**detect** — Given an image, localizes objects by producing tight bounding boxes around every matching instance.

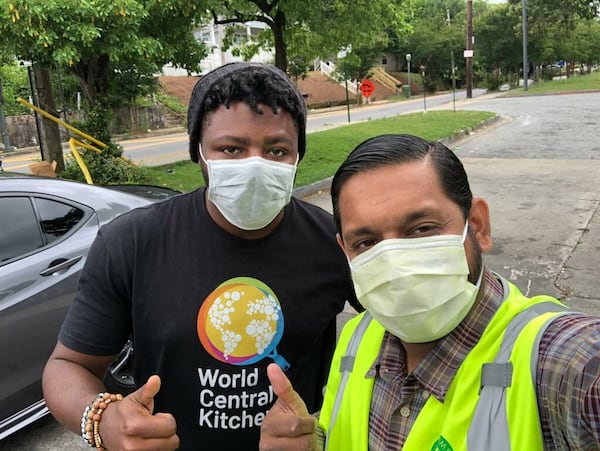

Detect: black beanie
[187,62,307,163]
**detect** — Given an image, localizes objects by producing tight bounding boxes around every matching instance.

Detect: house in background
[161,21,274,76]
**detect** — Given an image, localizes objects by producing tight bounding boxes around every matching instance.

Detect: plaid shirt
[317,268,600,450]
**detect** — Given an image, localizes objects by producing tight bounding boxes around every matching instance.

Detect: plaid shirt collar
[368,268,506,403]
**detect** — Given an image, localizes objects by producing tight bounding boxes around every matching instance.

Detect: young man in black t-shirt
[42,62,357,451]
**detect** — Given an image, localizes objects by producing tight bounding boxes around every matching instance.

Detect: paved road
[2,91,599,449]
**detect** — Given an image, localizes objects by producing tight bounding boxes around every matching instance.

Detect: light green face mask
[350,221,482,343]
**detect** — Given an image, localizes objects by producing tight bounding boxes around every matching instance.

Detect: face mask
[349,221,483,343]
[201,149,298,230]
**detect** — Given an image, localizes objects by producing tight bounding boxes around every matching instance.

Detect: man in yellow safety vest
[259,134,600,451]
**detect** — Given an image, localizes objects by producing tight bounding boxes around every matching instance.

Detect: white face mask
[201,148,298,230]
[349,221,482,343]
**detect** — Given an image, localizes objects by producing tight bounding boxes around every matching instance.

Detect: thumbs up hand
[260,364,320,451]
[100,375,180,450]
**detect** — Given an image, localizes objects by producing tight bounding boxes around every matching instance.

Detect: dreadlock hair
[187,62,307,163]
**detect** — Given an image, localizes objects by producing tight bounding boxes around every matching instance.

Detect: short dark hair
[187,62,307,163]
[331,134,473,236]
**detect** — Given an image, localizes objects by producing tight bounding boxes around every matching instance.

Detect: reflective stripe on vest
[320,311,383,450]
[324,312,374,451]
[320,281,570,451]
[467,302,570,450]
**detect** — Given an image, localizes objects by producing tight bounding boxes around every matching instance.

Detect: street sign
[359,79,375,98]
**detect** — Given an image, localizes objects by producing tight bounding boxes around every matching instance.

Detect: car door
[0,193,98,431]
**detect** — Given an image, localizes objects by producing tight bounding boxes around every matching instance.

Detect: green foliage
[474,4,521,77]
[0,0,208,156]
[63,103,146,184]
[564,19,600,68]
[60,145,149,185]
[484,73,505,91]
[0,61,30,116]
[61,143,150,185]
[80,104,114,145]
[105,63,160,109]
[508,0,600,23]
[506,0,600,67]
[207,0,412,71]
[337,43,387,83]
[156,91,186,115]
[221,25,273,63]
[389,0,466,91]
[0,0,208,103]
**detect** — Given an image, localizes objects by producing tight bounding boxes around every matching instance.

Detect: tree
[508,0,600,22]
[0,0,208,172]
[390,0,467,91]
[0,60,30,117]
[563,19,600,72]
[1,0,207,106]
[206,0,412,72]
[508,0,600,75]
[474,3,522,83]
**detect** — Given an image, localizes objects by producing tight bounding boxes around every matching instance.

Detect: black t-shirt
[59,188,356,450]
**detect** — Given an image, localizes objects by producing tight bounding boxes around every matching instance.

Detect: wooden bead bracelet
[81,392,123,450]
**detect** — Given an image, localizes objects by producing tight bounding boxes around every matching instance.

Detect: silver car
[0,172,178,439]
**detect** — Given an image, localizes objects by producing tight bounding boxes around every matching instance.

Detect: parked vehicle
[0,173,179,440]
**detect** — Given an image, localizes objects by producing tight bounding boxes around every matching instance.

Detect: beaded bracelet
[81,392,123,450]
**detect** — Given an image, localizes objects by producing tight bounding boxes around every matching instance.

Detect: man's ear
[469,197,493,253]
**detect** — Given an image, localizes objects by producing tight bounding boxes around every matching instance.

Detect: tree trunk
[33,64,65,172]
[272,9,287,71]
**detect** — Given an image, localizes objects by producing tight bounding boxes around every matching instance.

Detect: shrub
[485,73,504,91]
[61,142,150,185]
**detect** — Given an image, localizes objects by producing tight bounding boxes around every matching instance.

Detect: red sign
[359,79,375,97]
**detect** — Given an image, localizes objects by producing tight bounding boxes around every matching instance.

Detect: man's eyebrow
[263,135,295,146]
[213,135,249,145]
[342,208,441,239]
[343,225,375,240]
[404,209,437,224]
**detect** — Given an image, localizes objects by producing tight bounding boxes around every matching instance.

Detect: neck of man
[402,341,438,374]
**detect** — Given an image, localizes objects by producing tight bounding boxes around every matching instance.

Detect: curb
[439,114,505,147]
[293,177,333,199]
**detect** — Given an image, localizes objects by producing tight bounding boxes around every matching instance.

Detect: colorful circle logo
[197,277,289,369]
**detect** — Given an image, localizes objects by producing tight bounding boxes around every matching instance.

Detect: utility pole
[447,9,457,112]
[466,0,473,99]
[522,0,529,91]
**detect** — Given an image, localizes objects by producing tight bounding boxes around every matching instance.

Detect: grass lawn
[145,109,495,193]
[501,70,600,96]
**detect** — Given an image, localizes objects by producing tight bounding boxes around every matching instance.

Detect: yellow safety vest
[319,280,569,450]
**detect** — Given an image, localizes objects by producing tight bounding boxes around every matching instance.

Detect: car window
[35,198,85,244]
[0,197,43,262]
[0,196,86,263]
